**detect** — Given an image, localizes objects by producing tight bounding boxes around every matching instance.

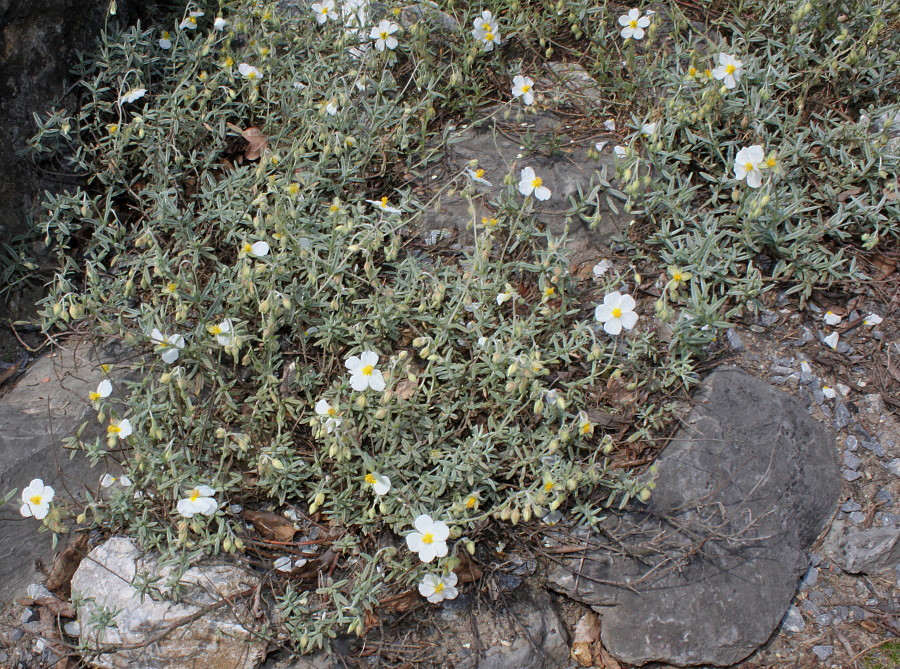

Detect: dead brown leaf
[870,253,897,280]
[394,378,418,401]
[243,509,297,542]
[241,126,269,160]
[454,550,482,583]
[571,611,601,667]
[594,644,623,669]
[46,531,89,597]
[837,186,863,203]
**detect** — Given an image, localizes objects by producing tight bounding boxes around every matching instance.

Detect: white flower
[618,8,651,40]
[405,514,450,563]
[418,572,459,603]
[119,88,147,104]
[89,379,112,401]
[345,351,386,392]
[594,141,608,152]
[864,313,883,325]
[150,328,186,364]
[824,311,842,326]
[471,10,497,38]
[712,54,743,90]
[159,31,172,49]
[479,29,501,51]
[595,291,639,335]
[518,167,551,200]
[325,101,339,115]
[366,196,402,213]
[315,399,343,433]
[733,145,766,188]
[592,259,613,278]
[641,122,658,136]
[208,319,235,346]
[613,145,627,157]
[177,485,218,518]
[238,63,262,80]
[274,556,293,572]
[214,17,228,31]
[465,168,492,186]
[823,332,839,350]
[496,291,513,305]
[179,11,204,30]
[822,386,837,399]
[100,473,132,488]
[312,0,338,24]
[511,75,535,105]
[107,418,132,440]
[370,20,399,51]
[365,472,391,496]
[240,240,270,258]
[20,479,54,520]
[604,119,616,131]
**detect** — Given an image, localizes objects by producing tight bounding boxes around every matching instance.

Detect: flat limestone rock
[823,519,900,575]
[419,110,628,267]
[548,367,840,667]
[71,537,267,669]
[0,340,131,602]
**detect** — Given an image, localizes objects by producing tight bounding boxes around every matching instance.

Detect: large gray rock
[71,537,267,669]
[0,339,129,601]
[823,519,900,575]
[419,109,628,266]
[549,367,840,667]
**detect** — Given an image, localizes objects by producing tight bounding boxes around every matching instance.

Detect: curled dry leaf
[394,378,418,401]
[571,611,601,667]
[243,509,297,542]
[241,127,269,160]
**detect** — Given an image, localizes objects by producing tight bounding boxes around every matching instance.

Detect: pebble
[846,435,859,452]
[851,606,870,621]
[861,439,886,458]
[843,470,862,482]
[884,459,900,478]
[875,488,894,506]
[760,311,779,327]
[781,605,805,634]
[833,401,852,430]
[812,645,834,660]
[849,511,866,524]
[800,566,819,589]
[801,600,821,615]
[815,612,833,627]
[10,629,23,642]
[20,608,38,625]
[773,365,795,375]
[842,499,862,513]
[836,341,852,354]
[808,589,825,604]
[726,328,743,349]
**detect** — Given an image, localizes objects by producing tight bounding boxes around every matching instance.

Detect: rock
[419,110,630,267]
[843,469,862,482]
[71,537,266,669]
[548,368,839,667]
[781,606,805,634]
[884,459,900,477]
[439,585,568,669]
[843,452,861,470]
[541,62,607,106]
[823,519,900,575]
[725,328,743,350]
[812,644,834,660]
[0,0,147,244]
[0,339,131,602]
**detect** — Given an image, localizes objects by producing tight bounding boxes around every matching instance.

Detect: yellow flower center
[288,183,300,194]
[361,365,374,376]
[544,287,555,297]
[673,272,683,281]
[465,496,477,508]
[209,325,222,335]
[248,71,258,80]
[581,422,592,434]
[108,424,121,435]
[521,84,531,93]
[482,22,491,31]
[29,494,43,505]
[725,64,736,75]
[224,57,234,68]
[629,19,638,29]
[329,204,340,212]
[531,177,542,188]
[422,532,434,545]
[434,582,445,594]
[543,480,554,492]
[189,489,201,502]
[162,31,170,39]
[327,407,337,416]
[475,169,485,178]
[688,67,697,77]
[380,196,389,207]
[365,473,376,485]
[380,31,389,39]
[704,69,712,77]
[89,392,101,401]
[766,157,777,167]
[482,216,498,226]
[485,31,494,40]
[242,242,253,254]
[320,7,328,13]
[165,282,176,293]
[744,162,754,172]
[107,123,119,134]
[612,307,623,318]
